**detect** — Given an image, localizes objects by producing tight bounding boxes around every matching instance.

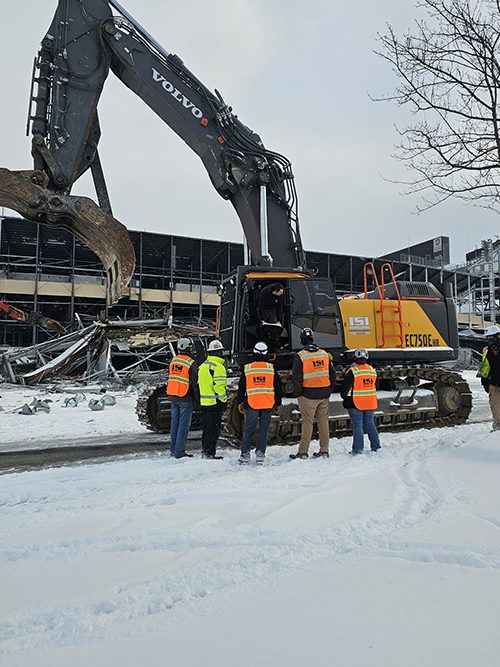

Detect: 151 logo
[349,316,370,332]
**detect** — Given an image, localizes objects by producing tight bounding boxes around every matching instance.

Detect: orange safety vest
[244,361,275,409]
[298,349,331,388]
[351,363,378,410]
[166,354,195,397]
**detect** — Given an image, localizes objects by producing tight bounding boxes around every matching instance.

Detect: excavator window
[289,279,339,348]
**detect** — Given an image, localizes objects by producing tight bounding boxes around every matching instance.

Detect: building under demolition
[0,216,481,347]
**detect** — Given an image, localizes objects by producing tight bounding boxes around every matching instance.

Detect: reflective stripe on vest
[198,356,228,406]
[166,355,194,397]
[298,349,330,388]
[351,364,378,410]
[244,361,275,409]
[479,348,490,379]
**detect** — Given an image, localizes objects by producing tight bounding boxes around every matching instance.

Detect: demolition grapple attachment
[0,168,135,304]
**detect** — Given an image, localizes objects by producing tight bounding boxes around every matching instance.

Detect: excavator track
[136,366,472,443]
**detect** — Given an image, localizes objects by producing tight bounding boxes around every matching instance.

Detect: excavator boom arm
[0,0,305,304]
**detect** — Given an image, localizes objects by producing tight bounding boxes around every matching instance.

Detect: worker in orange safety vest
[289,327,336,460]
[340,348,381,455]
[236,341,282,465]
[166,337,199,459]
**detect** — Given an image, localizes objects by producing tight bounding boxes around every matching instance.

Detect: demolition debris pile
[0,319,214,386]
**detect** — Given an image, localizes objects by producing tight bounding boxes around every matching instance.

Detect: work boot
[349,450,362,456]
[202,453,224,460]
[313,451,329,458]
[175,452,193,459]
[289,452,308,460]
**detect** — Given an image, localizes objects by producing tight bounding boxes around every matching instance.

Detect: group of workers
[166,326,381,463]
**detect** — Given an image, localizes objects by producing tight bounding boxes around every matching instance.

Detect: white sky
[1,0,498,263]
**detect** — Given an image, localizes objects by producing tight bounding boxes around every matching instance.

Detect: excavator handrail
[363,262,384,300]
[380,262,402,303]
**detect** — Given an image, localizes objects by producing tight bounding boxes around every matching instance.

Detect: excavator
[0,0,471,440]
[0,299,66,334]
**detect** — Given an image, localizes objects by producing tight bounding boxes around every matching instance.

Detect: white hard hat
[253,341,268,355]
[208,339,224,351]
[353,348,369,360]
[484,325,500,337]
[177,337,193,351]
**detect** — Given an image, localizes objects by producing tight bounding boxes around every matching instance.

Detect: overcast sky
[1,0,498,264]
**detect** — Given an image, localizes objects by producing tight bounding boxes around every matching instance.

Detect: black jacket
[237,355,283,407]
[257,284,284,323]
[292,345,336,400]
[168,354,200,404]
[340,367,356,409]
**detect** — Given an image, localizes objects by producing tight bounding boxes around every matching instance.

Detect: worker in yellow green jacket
[198,339,228,458]
[478,324,500,431]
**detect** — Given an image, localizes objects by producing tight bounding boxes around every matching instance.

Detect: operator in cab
[257,282,285,326]
[166,337,199,459]
[198,339,227,459]
[257,282,285,351]
[289,328,336,460]
[340,349,381,455]
[478,324,500,431]
[237,341,282,465]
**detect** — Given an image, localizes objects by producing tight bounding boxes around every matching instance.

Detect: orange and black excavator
[0,299,66,335]
[0,300,26,322]
[0,0,471,439]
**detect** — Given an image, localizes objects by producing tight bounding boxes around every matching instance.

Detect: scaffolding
[0,216,480,347]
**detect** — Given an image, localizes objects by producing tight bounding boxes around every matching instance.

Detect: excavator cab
[219,267,345,369]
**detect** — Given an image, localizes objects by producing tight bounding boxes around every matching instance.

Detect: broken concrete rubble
[0,319,214,386]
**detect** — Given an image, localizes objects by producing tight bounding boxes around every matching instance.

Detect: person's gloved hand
[481,377,490,393]
[237,403,246,415]
[273,404,281,415]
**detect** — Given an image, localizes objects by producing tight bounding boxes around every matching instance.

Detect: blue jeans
[240,407,273,457]
[170,401,194,457]
[348,408,380,453]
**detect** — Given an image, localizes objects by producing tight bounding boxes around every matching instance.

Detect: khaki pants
[297,396,330,454]
[489,385,500,430]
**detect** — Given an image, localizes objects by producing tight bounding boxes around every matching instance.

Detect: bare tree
[376,0,500,213]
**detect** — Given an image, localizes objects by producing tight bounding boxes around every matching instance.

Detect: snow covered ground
[1,372,500,666]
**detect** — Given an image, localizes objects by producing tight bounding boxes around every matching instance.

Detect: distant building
[464,239,499,324]
[382,236,450,268]
[0,217,477,347]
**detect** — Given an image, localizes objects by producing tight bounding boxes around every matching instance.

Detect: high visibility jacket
[479,347,490,379]
[198,355,227,406]
[244,361,275,409]
[166,354,195,397]
[298,349,331,388]
[351,363,378,410]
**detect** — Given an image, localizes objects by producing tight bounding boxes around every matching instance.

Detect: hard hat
[208,339,224,352]
[484,325,500,337]
[253,341,268,355]
[300,327,314,345]
[177,337,193,351]
[353,348,369,360]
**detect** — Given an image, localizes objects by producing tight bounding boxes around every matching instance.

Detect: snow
[1,371,500,666]
[0,385,144,451]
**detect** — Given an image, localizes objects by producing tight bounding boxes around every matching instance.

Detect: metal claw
[0,167,136,304]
